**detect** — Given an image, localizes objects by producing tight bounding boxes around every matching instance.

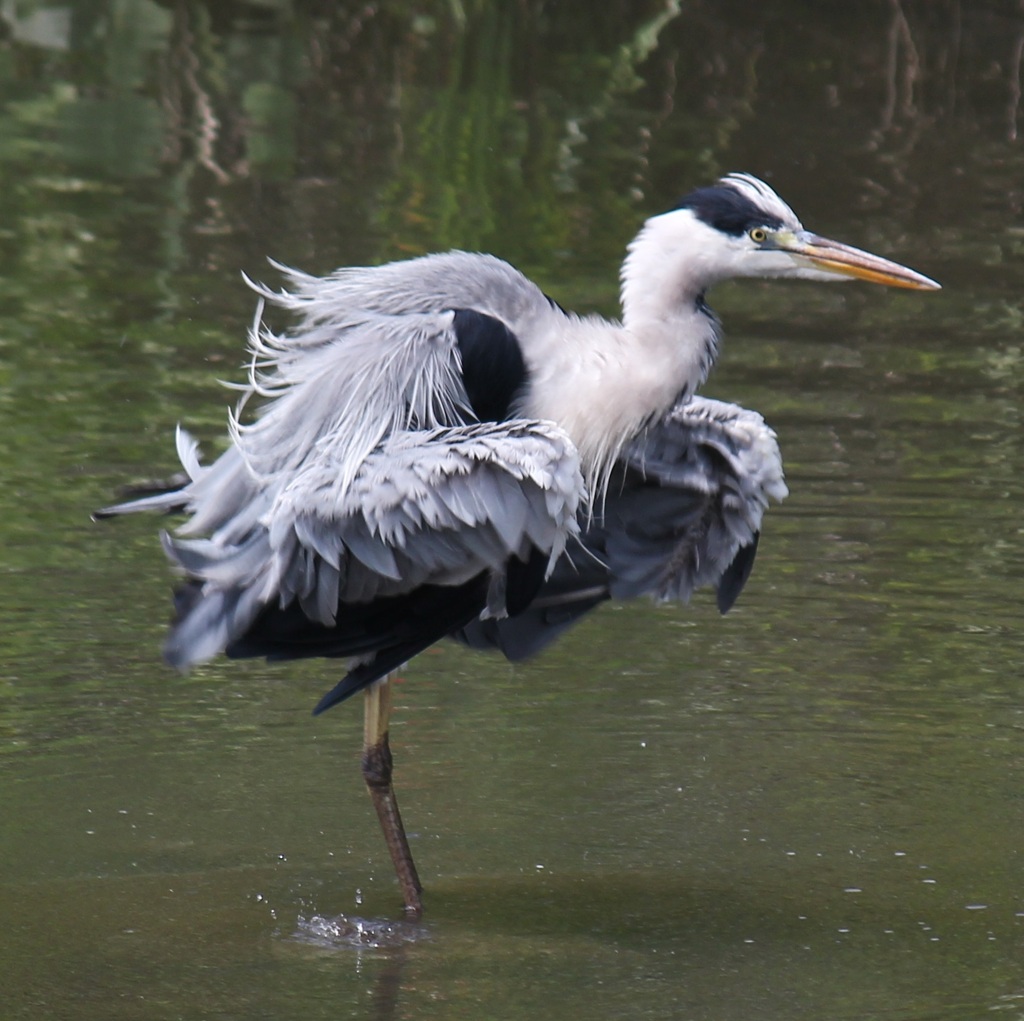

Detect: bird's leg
[362,676,423,919]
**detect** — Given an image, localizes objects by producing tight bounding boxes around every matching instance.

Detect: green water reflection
[1,2,1022,1019]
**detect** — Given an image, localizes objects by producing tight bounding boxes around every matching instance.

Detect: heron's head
[623,173,939,305]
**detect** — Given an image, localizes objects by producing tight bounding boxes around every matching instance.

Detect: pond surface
[1,2,1022,1019]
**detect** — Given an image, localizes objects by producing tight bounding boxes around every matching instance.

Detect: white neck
[521,213,724,501]
[619,211,724,396]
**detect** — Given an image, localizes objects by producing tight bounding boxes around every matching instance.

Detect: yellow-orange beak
[785,231,941,291]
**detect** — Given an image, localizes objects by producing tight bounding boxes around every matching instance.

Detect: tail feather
[163,581,266,671]
[93,482,189,519]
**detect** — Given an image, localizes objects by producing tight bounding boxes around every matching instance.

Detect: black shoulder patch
[452,308,528,422]
[671,184,784,237]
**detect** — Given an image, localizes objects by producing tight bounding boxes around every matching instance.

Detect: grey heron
[97,173,939,918]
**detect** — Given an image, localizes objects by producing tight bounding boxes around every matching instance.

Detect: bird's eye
[749,228,768,243]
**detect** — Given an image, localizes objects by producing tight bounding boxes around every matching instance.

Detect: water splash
[293,913,427,950]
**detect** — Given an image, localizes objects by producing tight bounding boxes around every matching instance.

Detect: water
[2,2,1023,1018]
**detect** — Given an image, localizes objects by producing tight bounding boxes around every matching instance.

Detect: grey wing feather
[267,421,582,597]
[457,395,787,659]
[97,256,580,675]
[608,394,788,603]
[98,253,582,671]
[152,420,581,667]
[251,252,554,340]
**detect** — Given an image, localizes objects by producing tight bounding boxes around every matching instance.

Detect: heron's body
[97,173,938,917]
